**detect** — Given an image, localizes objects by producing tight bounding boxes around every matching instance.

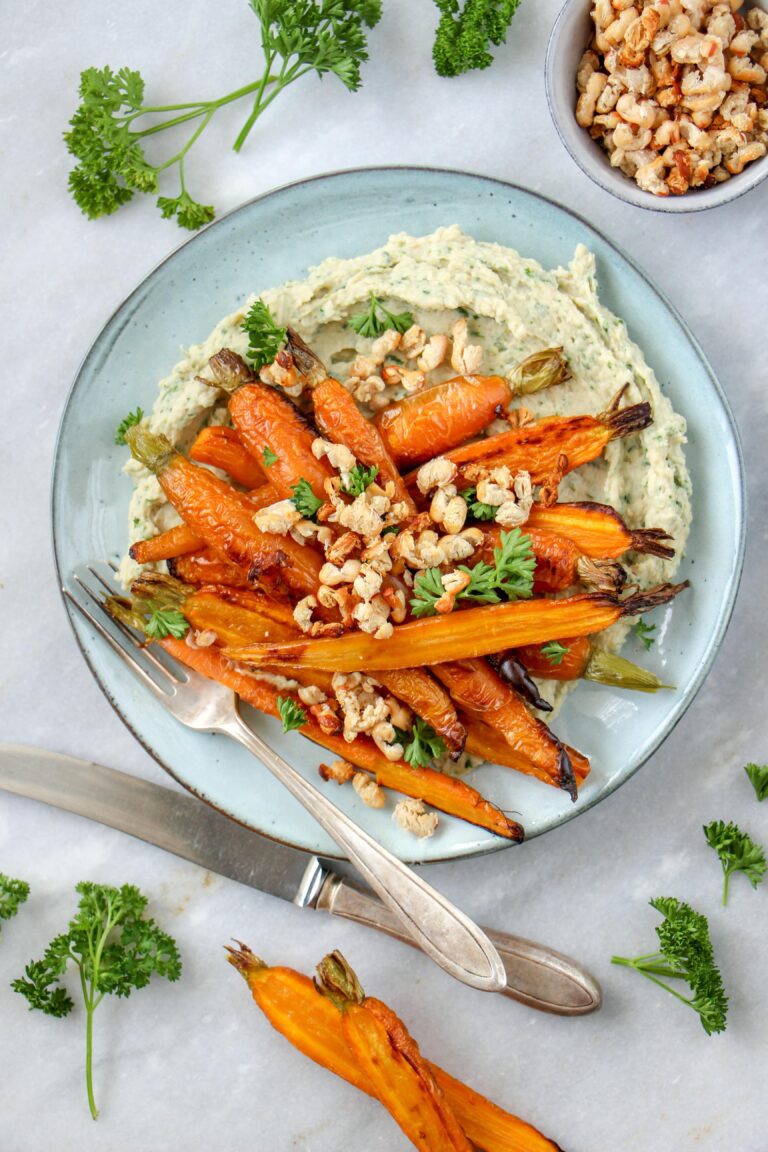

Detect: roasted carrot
[515,636,671,693]
[227,945,561,1152]
[167,549,251,588]
[375,668,466,755]
[408,391,652,487]
[155,637,521,839]
[125,426,323,599]
[433,660,579,798]
[316,951,474,1152]
[129,484,278,565]
[312,374,416,512]
[189,425,266,489]
[526,500,675,560]
[478,525,626,595]
[464,716,590,786]
[206,349,334,500]
[222,584,689,674]
[376,374,513,467]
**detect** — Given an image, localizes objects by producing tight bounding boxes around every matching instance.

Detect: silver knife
[0,743,600,1015]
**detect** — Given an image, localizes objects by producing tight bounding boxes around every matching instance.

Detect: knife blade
[0,743,600,1015]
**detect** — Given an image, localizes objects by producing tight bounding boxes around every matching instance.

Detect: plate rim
[50,164,747,863]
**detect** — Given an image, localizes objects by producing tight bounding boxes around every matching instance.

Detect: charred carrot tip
[629,527,676,559]
[602,400,653,439]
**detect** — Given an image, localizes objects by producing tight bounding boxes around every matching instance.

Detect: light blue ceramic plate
[52,167,745,864]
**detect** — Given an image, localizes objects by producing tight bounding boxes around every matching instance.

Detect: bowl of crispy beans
[545,0,768,211]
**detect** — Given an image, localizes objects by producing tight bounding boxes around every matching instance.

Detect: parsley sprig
[242,299,287,371]
[65,2,382,229]
[12,882,181,1119]
[349,293,414,338]
[410,529,535,618]
[460,486,497,521]
[291,478,324,521]
[0,873,30,934]
[745,762,768,802]
[342,464,378,497]
[144,606,190,640]
[634,619,656,650]
[277,696,307,732]
[541,641,569,666]
[114,408,144,446]
[703,820,767,905]
[394,718,447,769]
[433,0,522,78]
[611,897,728,1035]
[262,445,279,468]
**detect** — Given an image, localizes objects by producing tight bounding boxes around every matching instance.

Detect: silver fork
[64,561,507,993]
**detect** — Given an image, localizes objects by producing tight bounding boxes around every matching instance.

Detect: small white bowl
[545,0,768,212]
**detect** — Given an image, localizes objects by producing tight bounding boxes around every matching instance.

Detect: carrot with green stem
[222,583,689,674]
[375,348,571,467]
[526,501,675,561]
[406,387,652,487]
[513,635,672,693]
[227,946,562,1152]
[125,426,323,600]
[129,482,278,565]
[205,348,334,500]
[477,525,627,595]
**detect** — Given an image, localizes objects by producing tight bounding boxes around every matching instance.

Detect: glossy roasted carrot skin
[433,659,574,789]
[515,635,592,681]
[526,501,675,560]
[154,454,323,598]
[312,375,415,512]
[375,374,512,467]
[229,380,334,500]
[168,549,251,588]
[411,400,651,486]
[226,948,562,1152]
[375,668,466,754]
[463,715,589,785]
[130,484,278,565]
[182,588,299,646]
[160,638,521,839]
[189,425,266,489]
[222,592,628,673]
[477,525,624,595]
[340,996,474,1152]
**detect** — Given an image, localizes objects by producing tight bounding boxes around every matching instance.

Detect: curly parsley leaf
[394,718,447,769]
[541,641,569,666]
[341,464,378,497]
[0,874,30,934]
[65,4,381,229]
[432,0,522,78]
[144,606,189,640]
[114,408,144,446]
[349,293,414,338]
[262,444,279,468]
[611,897,728,1036]
[291,478,324,521]
[745,762,768,802]
[460,486,497,521]
[242,299,287,372]
[634,619,656,650]
[410,529,535,617]
[703,820,767,905]
[277,696,306,733]
[12,882,181,1118]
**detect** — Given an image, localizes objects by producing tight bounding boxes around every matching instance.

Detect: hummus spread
[119,225,691,703]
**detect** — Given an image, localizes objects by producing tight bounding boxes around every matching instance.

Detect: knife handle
[316,875,601,1015]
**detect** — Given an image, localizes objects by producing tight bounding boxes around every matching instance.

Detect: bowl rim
[544,0,768,214]
[50,164,747,863]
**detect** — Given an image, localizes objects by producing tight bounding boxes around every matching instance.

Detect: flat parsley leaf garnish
[12,882,181,1118]
[634,619,656,650]
[349,293,414,338]
[703,820,767,905]
[277,696,306,733]
[541,641,569,666]
[291,478,323,521]
[242,299,287,371]
[341,464,378,497]
[114,408,144,446]
[394,718,447,769]
[144,607,189,640]
[410,528,535,618]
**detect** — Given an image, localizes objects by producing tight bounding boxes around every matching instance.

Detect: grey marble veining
[1,1,766,1148]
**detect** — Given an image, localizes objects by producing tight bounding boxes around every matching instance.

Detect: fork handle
[226,711,506,993]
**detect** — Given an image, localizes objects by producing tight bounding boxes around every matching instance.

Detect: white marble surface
[1,1,767,1148]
